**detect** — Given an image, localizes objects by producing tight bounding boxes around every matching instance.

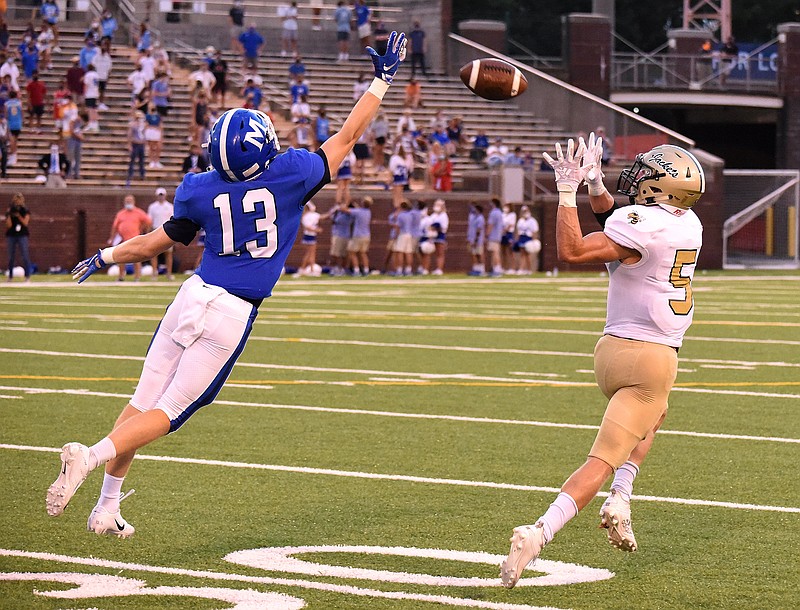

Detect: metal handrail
[507,37,556,69]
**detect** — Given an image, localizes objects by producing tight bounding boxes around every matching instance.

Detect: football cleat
[46,442,91,517]
[500,522,546,589]
[87,491,136,539]
[599,489,638,552]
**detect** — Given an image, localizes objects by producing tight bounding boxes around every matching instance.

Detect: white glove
[582,132,606,195]
[542,138,594,206]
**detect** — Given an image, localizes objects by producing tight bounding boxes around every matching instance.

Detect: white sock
[88,437,117,471]
[610,461,639,502]
[97,473,125,512]
[537,492,579,544]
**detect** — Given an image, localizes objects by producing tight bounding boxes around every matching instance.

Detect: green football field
[1,272,799,610]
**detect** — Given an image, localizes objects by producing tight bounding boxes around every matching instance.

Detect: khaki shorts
[486,241,501,253]
[392,233,414,254]
[589,334,678,469]
[347,236,370,253]
[330,235,349,257]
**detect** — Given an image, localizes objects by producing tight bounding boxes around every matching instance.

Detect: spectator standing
[447,116,465,153]
[51,78,69,134]
[229,0,245,53]
[25,71,46,132]
[335,149,355,204]
[21,40,40,81]
[352,72,369,100]
[138,49,156,84]
[501,203,516,273]
[152,42,170,75]
[85,19,102,44]
[289,74,309,103]
[353,128,370,184]
[347,196,372,275]
[595,126,613,164]
[94,40,112,110]
[354,0,371,49]
[65,109,86,179]
[371,111,388,171]
[190,89,209,144]
[409,21,427,78]
[66,57,85,102]
[82,63,100,131]
[432,152,452,192]
[288,117,313,150]
[0,20,9,54]
[209,51,228,106]
[429,198,449,275]
[281,1,299,58]
[373,21,389,55]
[147,187,174,279]
[79,38,98,70]
[382,203,399,273]
[486,198,504,276]
[136,22,152,53]
[181,142,209,174]
[404,77,422,108]
[126,111,146,186]
[466,203,485,275]
[39,0,60,51]
[288,56,306,80]
[333,1,351,61]
[416,202,434,274]
[313,106,330,145]
[239,23,264,71]
[150,72,170,116]
[5,193,31,281]
[100,8,118,41]
[37,140,69,187]
[296,201,321,276]
[242,77,263,111]
[309,0,323,30]
[290,94,310,123]
[108,195,151,281]
[396,107,416,135]
[0,107,8,178]
[0,56,20,92]
[513,205,540,274]
[327,201,352,275]
[5,90,21,166]
[0,74,9,114]
[389,145,410,207]
[144,101,163,168]
[392,200,415,275]
[189,62,216,98]
[126,63,147,104]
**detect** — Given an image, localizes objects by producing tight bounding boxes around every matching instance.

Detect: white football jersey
[603,204,703,348]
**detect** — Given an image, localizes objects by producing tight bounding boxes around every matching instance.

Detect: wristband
[588,182,607,197]
[558,191,577,208]
[100,246,116,264]
[367,78,390,100]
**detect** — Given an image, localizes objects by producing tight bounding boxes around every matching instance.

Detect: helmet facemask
[616,145,705,210]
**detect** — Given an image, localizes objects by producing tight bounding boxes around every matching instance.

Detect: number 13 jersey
[602,204,703,349]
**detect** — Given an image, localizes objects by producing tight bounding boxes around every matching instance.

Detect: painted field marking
[0,549,567,610]
[3,443,799,513]
[2,384,800,444]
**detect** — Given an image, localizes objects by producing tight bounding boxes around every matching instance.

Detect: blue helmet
[207,108,280,182]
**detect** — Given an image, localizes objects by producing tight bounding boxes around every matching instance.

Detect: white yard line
[2,442,798,513]
[1,385,798,445]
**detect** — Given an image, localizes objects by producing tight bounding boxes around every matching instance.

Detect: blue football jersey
[173,148,329,300]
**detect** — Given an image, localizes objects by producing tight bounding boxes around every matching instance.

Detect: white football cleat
[87,491,136,538]
[46,442,91,516]
[599,489,638,552]
[500,522,546,589]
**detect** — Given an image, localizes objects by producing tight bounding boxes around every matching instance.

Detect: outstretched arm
[72,228,177,283]
[321,31,406,171]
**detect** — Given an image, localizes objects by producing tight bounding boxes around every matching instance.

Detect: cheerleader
[296,202,321,276]
[389,145,411,208]
[336,149,356,204]
[512,206,541,274]
[501,203,517,273]
[429,198,449,275]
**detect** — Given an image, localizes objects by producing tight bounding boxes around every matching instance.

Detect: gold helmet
[617,144,705,210]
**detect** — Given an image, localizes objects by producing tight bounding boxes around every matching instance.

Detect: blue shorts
[501,231,514,246]
[512,235,531,252]
[302,234,317,245]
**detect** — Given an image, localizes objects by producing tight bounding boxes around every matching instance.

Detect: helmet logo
[243,118,267,151]
[649,152,678,178]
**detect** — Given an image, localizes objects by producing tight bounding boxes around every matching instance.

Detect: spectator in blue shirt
[21,42,40,80]
[238,23,264,70]
[79,38,98,70]
[288,57,306,80]
[392,200,415,275]
[466,204,486,275]
[333,1,351,61]
[289,75,309,103]
[347,197,372,275]
[314,106,330,144]
[409,21,427,78]
[486,198,504,276]
[355,0,371,48]
[326,201,352,276]
[137,22,152,52]
[470,129,490,163]
[242,78,262,110]
[101,8,118,41]
[40,0,61,51]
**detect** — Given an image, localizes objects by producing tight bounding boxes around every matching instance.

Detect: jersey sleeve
[172,174,200,223]
[603,207,653,254]
[298,148,330,206]
[163,217,200,246]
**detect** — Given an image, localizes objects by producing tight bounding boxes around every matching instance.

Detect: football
[459,58,528,101]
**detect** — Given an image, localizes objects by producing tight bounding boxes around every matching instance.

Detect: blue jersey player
[47,32,407,537]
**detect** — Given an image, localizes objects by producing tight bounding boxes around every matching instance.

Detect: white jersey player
[501,135,705,588]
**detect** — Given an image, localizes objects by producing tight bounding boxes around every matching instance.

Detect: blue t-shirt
[290,82,309,104]
[467,212,485,244]
[331,209,353,238]
[173,148,329,300]
[473,135,489,149]
[355,4,370,26]
[315,116,329,143]
[397,209,414,235]
[239,30,264,58]
[487,207,503,242]
[243,85,262,110]
[334,6,351,32]
[137,30,152,52]
[409,28,425,53]
[101,16,118,38]
[409,208,422,237]
[21,48,39,78]
[151,79,169,106]
[351,207,371,238]
[79,46,98,70]
[145,112,161,127]
[288,62,306,77]
[6,99,23,130]
[41,1,59,24]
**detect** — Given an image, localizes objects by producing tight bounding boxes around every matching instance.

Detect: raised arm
[321,31,406,171]
[73,228,178,283]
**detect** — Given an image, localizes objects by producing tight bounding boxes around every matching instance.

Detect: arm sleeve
[593,202,619,228]
[163,216,201,246]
